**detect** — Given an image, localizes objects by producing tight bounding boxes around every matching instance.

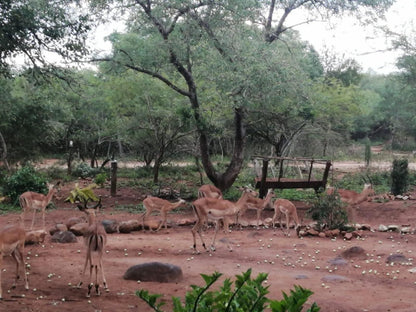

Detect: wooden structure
[253,156,332,198]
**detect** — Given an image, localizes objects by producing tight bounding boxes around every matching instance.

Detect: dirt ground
[1,178,416,312]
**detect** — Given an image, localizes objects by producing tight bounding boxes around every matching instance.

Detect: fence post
[110,160,117,196]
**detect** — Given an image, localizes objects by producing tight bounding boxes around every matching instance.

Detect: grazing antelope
[327,183,375,205]
[0,225,29,299]
[140,197,186,231]
[191,187,258,253]
[272,198,300,236]
[77,199,108,297]
[197,184,223,199]
[240,188,275,228]
[19,181,60,230]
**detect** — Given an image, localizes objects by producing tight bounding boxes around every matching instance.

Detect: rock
[263,217,273,227]
[66,217,86,229]
[70,223,89,236]
[102,219,119,234]
[358,224,372,231]
[352,230,364,238]
[306,229,319,236]
[176,218,195,226]
[401,226,412,234]
[51,231,78,243]
[328,257,348,266]
[118,220,141,233]
[49,223,68,235]
[340,246,367,260]
[378,224,388,232]
[344,232,353,240]
[321,275,350,283]
[387,225,401,232]
[295,275,309,280]
[25,230,47,245]
[386,253,408,264]
[408,267,416,274]
[124,262,183,283]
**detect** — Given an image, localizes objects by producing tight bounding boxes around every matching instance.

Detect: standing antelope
[77,201,108,297]
[0,224,29,299]
[140,197,186,231]
[240,188,275,228]
[19,181,60,230]
[191,187,258,252]
[272,198,300,236]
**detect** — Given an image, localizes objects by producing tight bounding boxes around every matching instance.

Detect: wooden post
[260,159,269,198]
[110,160,117,196]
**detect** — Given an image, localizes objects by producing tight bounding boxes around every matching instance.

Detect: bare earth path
[1,177,416,311]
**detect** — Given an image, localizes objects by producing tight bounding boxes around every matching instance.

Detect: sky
[292,0,416,74]
[86,1,416,75]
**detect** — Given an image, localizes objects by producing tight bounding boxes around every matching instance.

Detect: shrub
[391,158,409,195]
[3,165,48,205]
[137,269,320,312]
[308,190,348,231]
[94,172,108,187]
[71,162,99,179]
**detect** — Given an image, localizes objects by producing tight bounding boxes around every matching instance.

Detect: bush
[391,158,409,195]
[308,190,348,231]
[71,162,99,179]
[137,269,320,312]
[94,172,108,186]
[3,165,48,205]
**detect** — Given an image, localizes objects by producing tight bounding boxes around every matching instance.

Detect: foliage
[3,165,48,204]
[94,172,108,187]
[270,285,320,312]
[72,162,100,179]
[391,158,409,195]
[65,183,99,205]
[308,190,348,231]
[137,269,320,312]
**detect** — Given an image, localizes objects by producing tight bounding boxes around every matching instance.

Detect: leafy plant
[3,165,48,204]
[65,183,99,206]
[391,158,409,195]
[94,172,108,187]
[71,162,99,179]
[308,190,348,231]
[137,269,320,312]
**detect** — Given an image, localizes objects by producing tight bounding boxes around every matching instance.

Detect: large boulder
[123,262,183,283]
[70,223,89,236]
[118,220,141,233]
[51,231,78,243]
[102,219,119,234]
[25,230,47,245]
[49,223,68,236]
[66,216,86,229]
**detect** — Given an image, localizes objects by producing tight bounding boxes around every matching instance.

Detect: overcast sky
[293,0,416,74]
[90,1,416,75]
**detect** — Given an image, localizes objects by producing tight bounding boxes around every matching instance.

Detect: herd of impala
[0,181,375,299]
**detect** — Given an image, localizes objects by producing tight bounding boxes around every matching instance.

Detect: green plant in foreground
[65,183,99,206]
[137,269,320,312]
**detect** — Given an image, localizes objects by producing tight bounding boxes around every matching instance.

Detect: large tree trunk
[199,107,246,191]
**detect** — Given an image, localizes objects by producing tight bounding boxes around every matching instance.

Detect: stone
[344,232,353,240]
[318,232,326,238]
[387,225,401,232]
[51,231,78,243]
[386,253,408,264]
[102,219,119,234]
[328,257,348,266]
[70,223,89,236]
[118,220,141,233]
[378,224,388,232]
[25,230,47,245]
[321,275,350,283]
[401,226,412,234]
[263,217,273,227]
[358,224,372,231]
[49,223,68,235]
[124,262,183,283]
[66,216,86,229]
[340,246,367,260]
[306,229,319,236]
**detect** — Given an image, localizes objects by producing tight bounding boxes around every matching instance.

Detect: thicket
[391,158,409,195]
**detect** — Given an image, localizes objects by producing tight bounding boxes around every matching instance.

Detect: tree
[0,0,92,74]
[89,0,394,191]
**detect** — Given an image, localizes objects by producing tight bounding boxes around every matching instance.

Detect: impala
[0,224,29,299]
[140,196,186,231]
[197,184,223,199]
[272,198,300,236]
[19,181,60,230]
[327,183,375,205]
[191,187,258,253]
[77,199,108,297]
[240,188,275,228]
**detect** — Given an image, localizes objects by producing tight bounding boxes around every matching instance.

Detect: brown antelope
[197,184,223,199]
[272,198,300,236]
[327,183,375,205]
[140,197,186,231]
[191,187,258,253]
[0,224,29,299]
[77,199,108,297]
[240,188,275,228]
[19,181,60,230]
